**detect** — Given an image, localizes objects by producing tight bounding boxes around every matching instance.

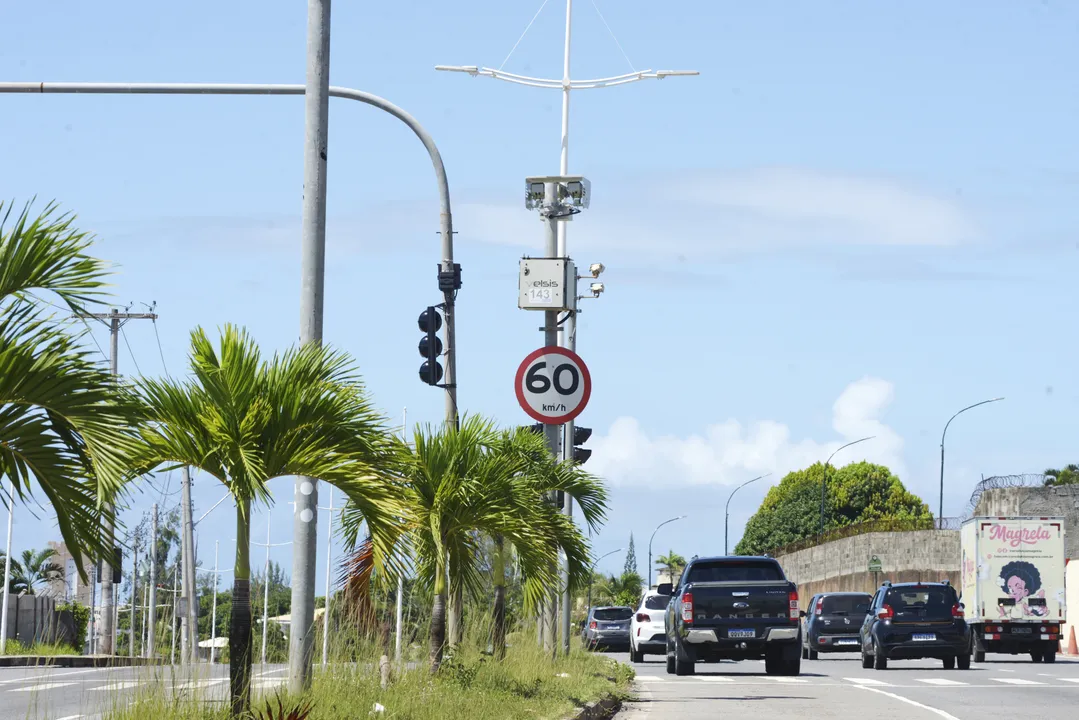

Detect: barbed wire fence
[963,473,1048,520]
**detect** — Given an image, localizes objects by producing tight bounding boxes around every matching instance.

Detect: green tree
[735,461,931,556]
[624,534,637,577]
[1044,465,1079,486]
[131,325,403,718]
[593,571,644,608]
[654,550,686,583]
[4,547,63,595]
[0,200,141,572]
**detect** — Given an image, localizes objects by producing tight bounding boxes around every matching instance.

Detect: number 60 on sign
[514,347,592,424]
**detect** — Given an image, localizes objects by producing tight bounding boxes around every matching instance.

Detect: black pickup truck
[661,556,802,676]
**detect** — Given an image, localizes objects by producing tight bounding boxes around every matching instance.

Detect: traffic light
[571,426,592,465]
[417,306,444,386]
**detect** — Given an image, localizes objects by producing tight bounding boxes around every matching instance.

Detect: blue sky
[2,1,1077,586]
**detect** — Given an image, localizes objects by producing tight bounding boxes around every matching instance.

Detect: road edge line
[854,684,961,720]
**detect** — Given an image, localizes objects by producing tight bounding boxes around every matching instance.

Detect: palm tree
[655,550,686,584]
[342,415,605,672]
[132,325,404,718]
[592,571,644,608]
[1044,465,1079,486]
[0,200,141,573]
[8,548,63,595]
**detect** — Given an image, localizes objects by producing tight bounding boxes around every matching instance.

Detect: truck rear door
[681,560,795,638]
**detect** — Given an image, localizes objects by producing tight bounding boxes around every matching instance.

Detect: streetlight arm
[942,398,1004,446]
[825,436,876,468]
[589,548,623,572]
[725,474,771,516]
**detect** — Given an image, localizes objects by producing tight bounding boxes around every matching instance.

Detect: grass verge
[104,634,633,720]
[0,639,77,656]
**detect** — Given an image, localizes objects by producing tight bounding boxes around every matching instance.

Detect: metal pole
[648,516,687,588]
[130,540,138,658]
[724,474,770,555]
[290,0,332,692]
[262,519,271,667]
[395,408,406,666]
[939,398,1004,526]
[210,541,219,664]
[147,503,158,659]
[321,488,332,668]
[541,182,560,657]
[170,564,178,665]
[180,465,197,665]
[0,479,13,653]
[819,436,875,536]
[89,564,96,654]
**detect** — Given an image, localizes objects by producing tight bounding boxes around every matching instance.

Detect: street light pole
[648,515,687,588]
[586,548,623,611]
[724,474,770,556]
[940,398,1004,525]
[819,436,875,536]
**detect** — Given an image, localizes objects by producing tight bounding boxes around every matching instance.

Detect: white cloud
[588,377,905,489]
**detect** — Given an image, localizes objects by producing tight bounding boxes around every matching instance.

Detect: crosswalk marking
[844,677,891,686]
[764,677,807,683]
[10,681,77,692]
[173,678,228,690]
[1061,678,1079,684]
[93,681,145,691]
[696,676,734,682]
[918,678,966,686]
[992,678,1044,686]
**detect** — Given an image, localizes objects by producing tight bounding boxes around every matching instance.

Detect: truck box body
[961,516,1066,659]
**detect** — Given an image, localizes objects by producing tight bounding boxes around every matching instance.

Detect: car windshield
[685,560,784,583]
[643,595,670,611]
[885,587,956,619]
[821,595,871,616]
[593,608,632,621]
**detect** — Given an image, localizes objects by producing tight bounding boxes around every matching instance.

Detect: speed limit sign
[515,346,592,424]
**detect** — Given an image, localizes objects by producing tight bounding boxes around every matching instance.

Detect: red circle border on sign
[514,346,592,425]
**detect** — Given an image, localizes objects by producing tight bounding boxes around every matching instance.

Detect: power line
[590,0,636,73]
[119,325,143,377]
[151,318,170,377]
[500,0,551,71]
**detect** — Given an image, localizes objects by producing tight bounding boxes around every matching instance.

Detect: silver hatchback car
[583,606,633,650]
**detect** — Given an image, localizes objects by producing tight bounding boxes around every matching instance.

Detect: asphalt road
[0,663,289,720]
[612,652,1079,720]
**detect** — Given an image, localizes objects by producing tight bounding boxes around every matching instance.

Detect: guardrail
[769,516,961,557]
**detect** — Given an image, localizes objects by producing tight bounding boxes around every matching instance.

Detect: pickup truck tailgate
[688,581,795,633]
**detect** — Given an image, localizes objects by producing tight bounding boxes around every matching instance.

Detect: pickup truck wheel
[1031,651,1044,663]
[673,639,695,676]
[957,653,971,670]
[1043,649,1057,664]
[801,647,810,660]
[666,654,675,674]
[808,648,819,661]
[872,641,888,670]
[942,656,956,670]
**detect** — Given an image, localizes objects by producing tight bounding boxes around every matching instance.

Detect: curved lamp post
[940,398,1004,525]
[725,474,771,555]
[819,436,875,536]
[586,547,623,611]
[648,516,687,588]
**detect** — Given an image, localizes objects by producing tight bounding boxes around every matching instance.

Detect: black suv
[802,592,872,659]
[860,581,971,670]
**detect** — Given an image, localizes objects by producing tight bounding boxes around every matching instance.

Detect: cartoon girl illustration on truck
[997,561,1048,618]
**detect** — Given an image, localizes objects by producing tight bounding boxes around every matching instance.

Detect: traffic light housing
[571,426,592,465]
[417,306,444,386]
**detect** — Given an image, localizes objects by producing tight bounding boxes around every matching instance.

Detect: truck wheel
[873,641,888,670]
[665,640,676,674]
[782,644,802,676]
[802,647,810,660]
[674,639,695,676]
[808,648,819,661]
[943,656,956,670]
[957,653,971,670]
[1043,649,1057,664]
[973,647,986,663]
[1031,651,1044,663]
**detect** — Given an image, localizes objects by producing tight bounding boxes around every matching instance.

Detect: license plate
[912,633,936,642]
[1013,627,1032,634]
[835,639,858,645]
[729,629,755,639]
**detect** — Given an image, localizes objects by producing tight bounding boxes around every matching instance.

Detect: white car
[630,589,672,662]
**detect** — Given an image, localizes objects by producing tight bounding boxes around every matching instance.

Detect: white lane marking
[854,685,962,720]
[1062,678,1079,683]
[10,681,77,692]
[696,676,733,682]
[763,677,808,683]
[93,680,145,690]
[636,676,666,682]
[919,678,967,686]
[255,668,289,677]
[56,715,85,720]
[173,678,228,690]
[992,677,1044,685]
[0,666,117,685]
[844,677,891,686]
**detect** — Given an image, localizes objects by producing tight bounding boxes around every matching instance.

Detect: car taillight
[877,604,894,620]
[636,613,650,623]
[589,621,597,630]
[789,591,799,621]
[951,604,964,619]
[681,593,694,624]
[814,597,823,616]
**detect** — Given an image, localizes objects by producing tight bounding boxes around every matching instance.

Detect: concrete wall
[776,529,960,600]
[973,485,1079,558]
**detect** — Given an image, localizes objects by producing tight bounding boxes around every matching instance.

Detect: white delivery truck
[961,517,1067,663]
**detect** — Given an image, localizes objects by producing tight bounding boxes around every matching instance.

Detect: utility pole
[0,479,14,654]
[321,488,333,668]
[438,3,696,657]
[170,563,178,665]
[147,503,158,659]
[180,466,197,664]
[79,306,157,654]
[129,539,138,658]
[395,408,406,667]
[210,541,220,664]
[290,0,332,694]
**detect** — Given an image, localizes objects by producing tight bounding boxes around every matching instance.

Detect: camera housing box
[518,258,576,311]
